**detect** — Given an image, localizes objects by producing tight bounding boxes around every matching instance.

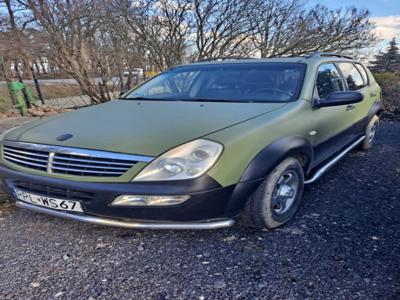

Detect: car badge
[56,133,73,141]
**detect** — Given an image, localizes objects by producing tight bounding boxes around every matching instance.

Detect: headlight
[133,139,223,181]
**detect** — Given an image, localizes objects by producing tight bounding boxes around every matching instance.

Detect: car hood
[5,100,286,156]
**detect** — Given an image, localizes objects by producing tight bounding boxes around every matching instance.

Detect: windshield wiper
[122,96,255,103]
[173,98,250,103]
[121,96,161,100]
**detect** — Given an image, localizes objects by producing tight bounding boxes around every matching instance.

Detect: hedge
[373,72,400,120]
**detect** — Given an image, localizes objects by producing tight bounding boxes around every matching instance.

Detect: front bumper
[0,164,256,228]
[15,201,235,229]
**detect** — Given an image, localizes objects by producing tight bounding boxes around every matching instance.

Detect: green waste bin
[8,81,34,116]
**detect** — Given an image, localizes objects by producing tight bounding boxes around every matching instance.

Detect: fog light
[111,195,190,206]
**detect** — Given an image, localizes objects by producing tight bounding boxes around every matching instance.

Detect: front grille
[3,145,48,171]
[2,142,152,177]
[12,181,94,201]
[51,153,136,176]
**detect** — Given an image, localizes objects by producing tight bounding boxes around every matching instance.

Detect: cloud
[371,15,400,40]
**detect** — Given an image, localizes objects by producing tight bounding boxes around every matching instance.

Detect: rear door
[311,63,357,165]
[352,63,380,119]
[336,62,371,134]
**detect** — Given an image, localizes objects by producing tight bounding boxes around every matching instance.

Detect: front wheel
[360,115,379,150]
[241,157,304,229]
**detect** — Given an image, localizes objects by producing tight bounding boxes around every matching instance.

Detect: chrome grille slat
[2,141,153,177]
[4,151,49,163]
[51,166,124,175]
[52,155,134,166]
[4,147,48,158]
[52,160,129,170]
[4,155,48,169]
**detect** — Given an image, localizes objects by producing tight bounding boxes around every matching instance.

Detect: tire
[359,115,379,151]
[240,157,304,229]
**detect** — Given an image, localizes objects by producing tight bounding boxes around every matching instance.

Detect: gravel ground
[0,119,399,300]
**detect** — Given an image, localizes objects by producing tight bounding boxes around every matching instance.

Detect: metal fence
[0,78,92,112]
[28,79,93,108]
[0,78,136,117]
[0,62,150,115]
[0,57,156,112]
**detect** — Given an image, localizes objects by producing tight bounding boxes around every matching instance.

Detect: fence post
[30,66,45,104]
[13,62,32,108]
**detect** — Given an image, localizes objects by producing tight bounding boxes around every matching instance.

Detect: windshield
[123,63,306,103]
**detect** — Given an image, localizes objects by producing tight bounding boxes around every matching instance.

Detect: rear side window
[354,63,369,86]
[315,63,344,99]
[337,62,366,90]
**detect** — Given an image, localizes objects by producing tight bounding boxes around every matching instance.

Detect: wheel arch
[239,136,313,182]
[368,101,383,121]
[224,136,313,216]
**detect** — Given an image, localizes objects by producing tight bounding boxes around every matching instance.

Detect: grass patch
[0,87,14,112]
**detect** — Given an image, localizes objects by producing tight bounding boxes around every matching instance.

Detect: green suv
[0,53,382,230]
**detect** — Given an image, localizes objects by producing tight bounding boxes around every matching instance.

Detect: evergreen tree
[370,38,400,72]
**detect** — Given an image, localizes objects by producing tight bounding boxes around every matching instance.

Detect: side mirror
[314,91,363,108]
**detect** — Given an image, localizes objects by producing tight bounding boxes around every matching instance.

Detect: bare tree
[96,18,146,90]
[1,0,35,80]
[17,0,116,103]
[118,0,192,70]
[190,0,258,60]
[7,0,378,103]
[251,0,377,57]
[119,0,259,64]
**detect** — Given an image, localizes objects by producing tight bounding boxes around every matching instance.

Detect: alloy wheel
[369,123,377,144]
[272,171,300,215]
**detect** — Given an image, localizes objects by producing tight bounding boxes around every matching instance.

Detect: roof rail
[195,57,253,63]
[306,52,353,60]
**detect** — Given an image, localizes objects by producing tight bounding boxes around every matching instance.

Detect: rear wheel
[360,115,379,150]
[241,157,304,229]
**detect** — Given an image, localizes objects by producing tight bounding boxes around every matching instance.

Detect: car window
[123,63,306,103]
[173,71,199,93]
[146,80,174,96]
[354,63,369,86]
[315,63,344,100]
[337,62,366,90]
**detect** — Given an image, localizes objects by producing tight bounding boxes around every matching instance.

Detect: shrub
[373,72,400,120]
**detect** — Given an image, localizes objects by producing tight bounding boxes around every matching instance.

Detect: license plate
[13,188,83,212]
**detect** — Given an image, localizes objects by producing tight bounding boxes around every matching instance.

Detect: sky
[309,0,400,51]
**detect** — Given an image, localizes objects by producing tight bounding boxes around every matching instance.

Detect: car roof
[179,55,357,68]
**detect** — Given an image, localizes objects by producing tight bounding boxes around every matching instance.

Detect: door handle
[346,104,356,111]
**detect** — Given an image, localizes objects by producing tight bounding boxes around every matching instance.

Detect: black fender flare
[368,101,383,121]
[224,136,314,216]
[240,136,313,182]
